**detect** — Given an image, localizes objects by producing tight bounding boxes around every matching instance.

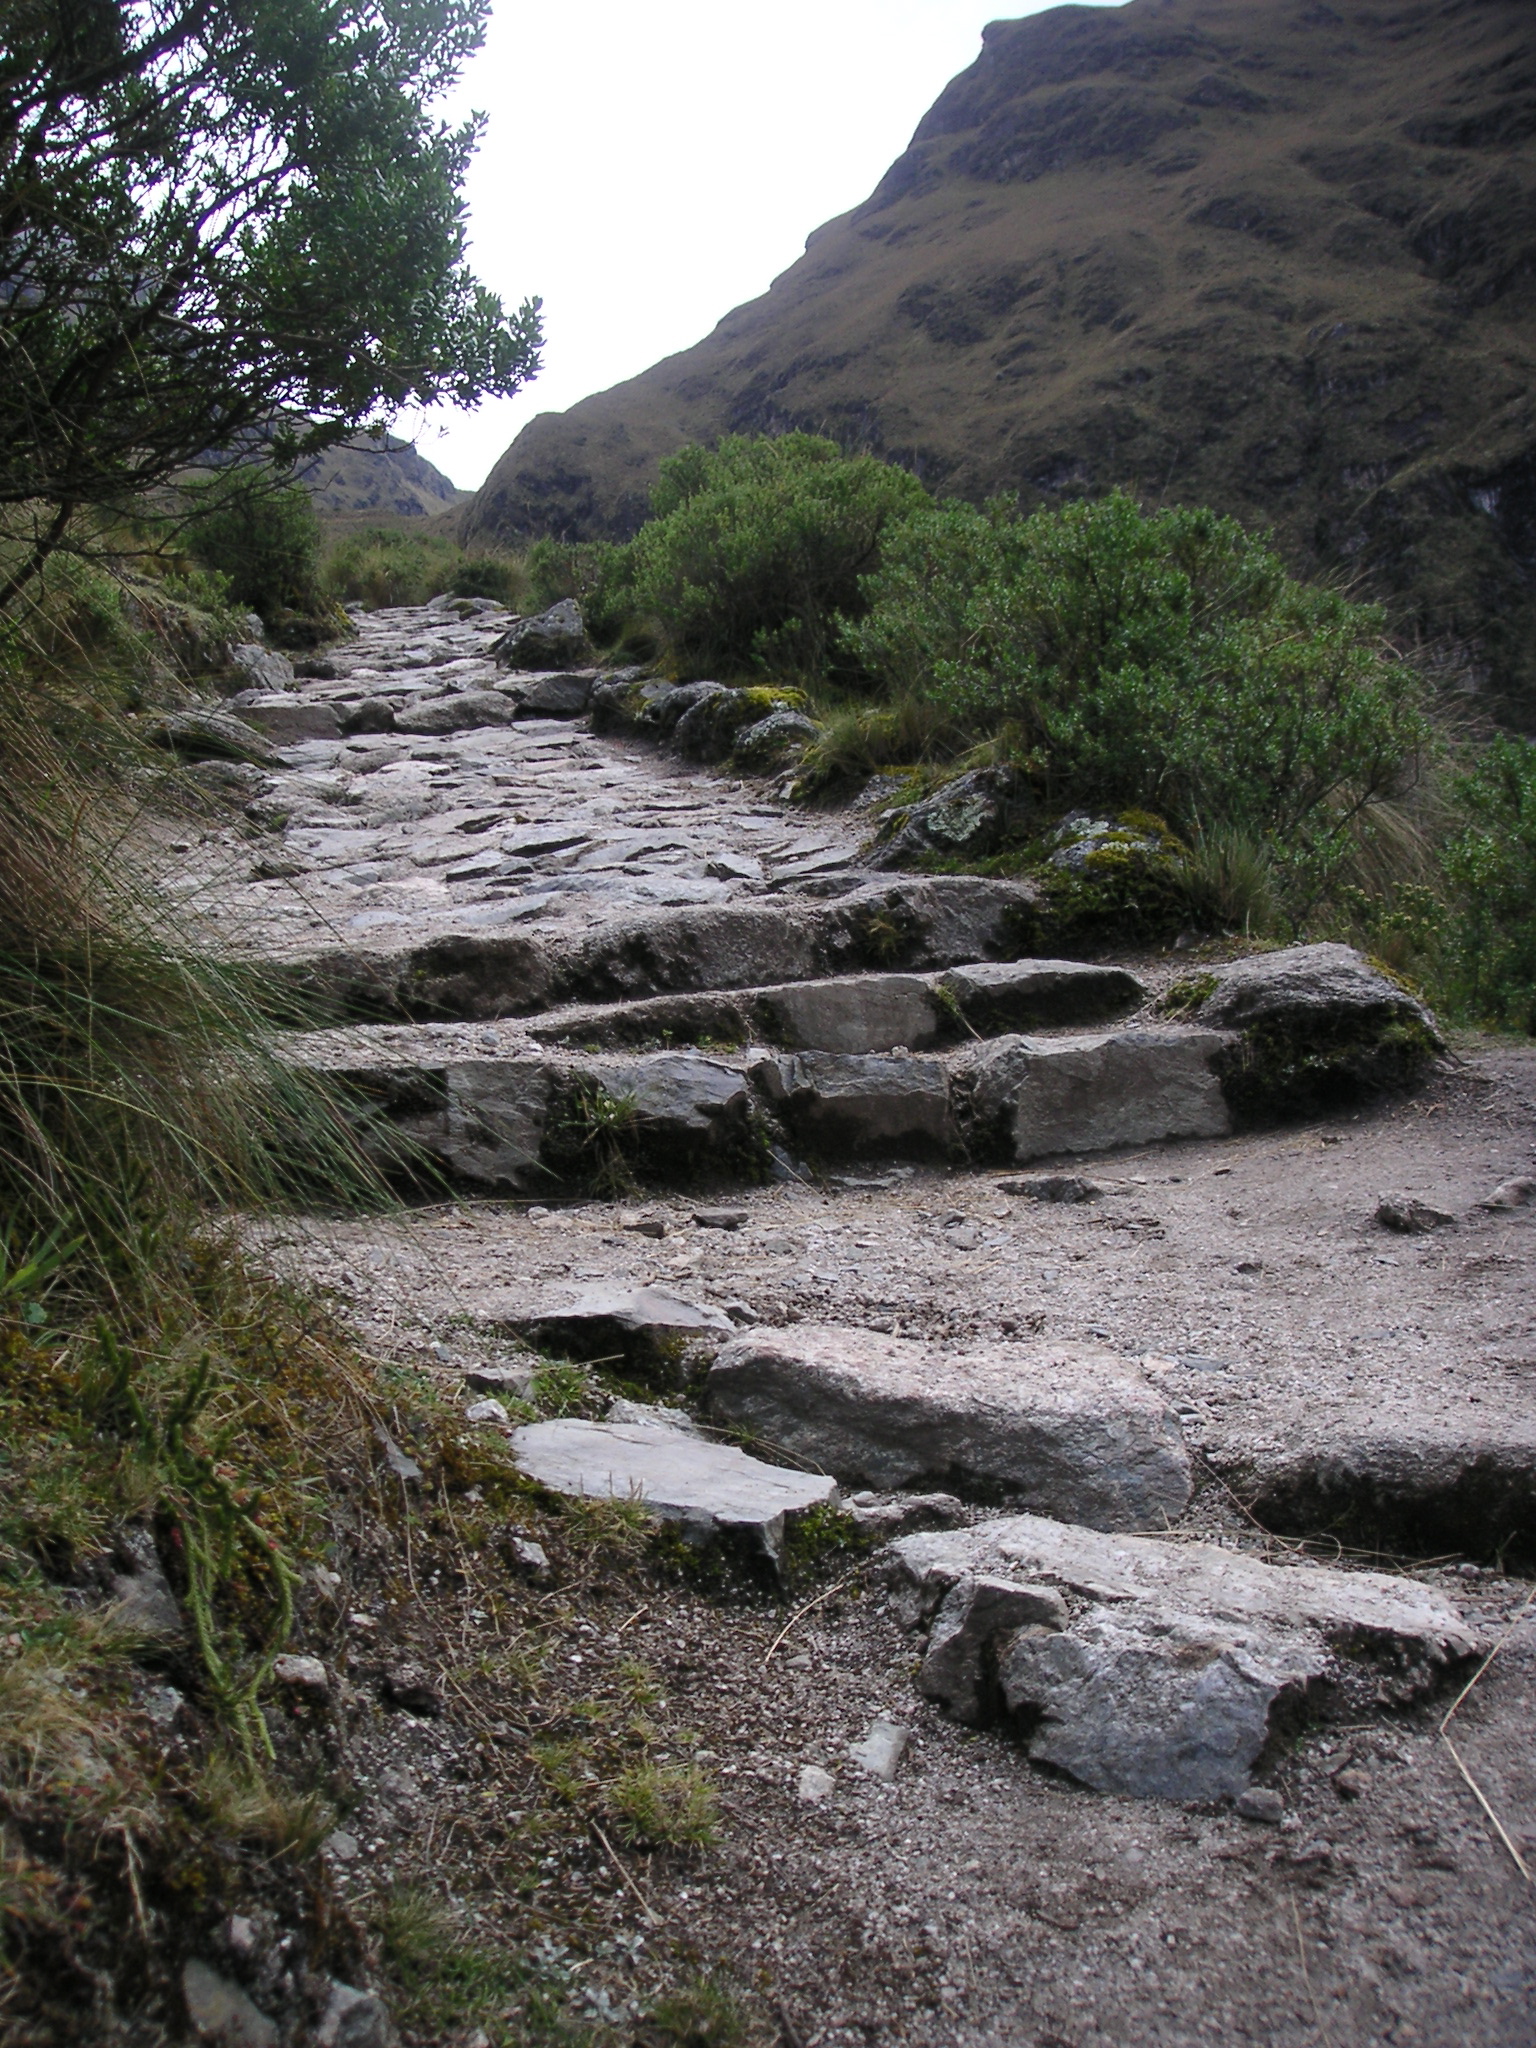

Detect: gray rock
[939,959,1146,1033]
[888,1513,1476,1801]
[798,1763,836,1802]
[1236,1787,1285,1823]
[503,1283,735,1366]
[271,1653,329,1695]
[394,690,523,736]
[315,1980,398,2048]
[1216,1414,1536,1559]
[1376,1195,1456,1233]
[229,693,342,743]
[323,1829,361,1862]
[517,670,595,717]
[958,1026,1233,1162]
[510,1417,837,1561]
[869,767,1024,869]
[671,684,736,757]
[1045,811,1164,873]
[339,696,398,735]
[605,1398,703,1433]
[229,642,296,691]
[1187,943,1443,1112]
[148,707,274,763]
[917,1575,1070,1722]
[754,973,942,1054]
[694,1208,749,1230]
[442,1059,553,1187]
[996,1173,1105,1203]
[110,1531,183,1640]
[601,1051,756,1170]
[755,1048,955,1159]
[182,757,270,796]
[464,1397,510,1425]
[494,600,590,671]
[639,679,728,738]
[848,1718,909,1781]
[845,1490,967,1537]
[382,1663,441,1715]
[734,708,818,771]
[1479,1175,1536,1210]
[182,1959,279,2047]
[707,1327,1192,1529]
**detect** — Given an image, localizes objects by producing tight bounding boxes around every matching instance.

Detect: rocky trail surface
[160,602,1535,2046]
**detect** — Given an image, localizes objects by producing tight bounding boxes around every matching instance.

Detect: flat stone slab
[707,1327,1191,1529]
[753,972,942,1054]
[498,1284,736,1366]
[939,959,1146,1033]
[511,1417,836,1560]
[888,1514,1477,1802]
[958,1026,1234,1161]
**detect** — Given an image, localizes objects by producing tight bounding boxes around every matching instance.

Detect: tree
[0,0,541,604]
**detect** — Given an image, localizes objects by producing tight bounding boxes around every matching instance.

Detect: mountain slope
[465,0,1536,721]
[300,432,464,516]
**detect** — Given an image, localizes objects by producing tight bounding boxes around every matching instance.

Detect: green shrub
[1441,735,1536,1031]
[524,537,634,643]
[178,464,323,626]
[623,432,929,680]
[843,490,1433,894]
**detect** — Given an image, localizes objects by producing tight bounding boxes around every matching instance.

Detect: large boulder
[888,1513,1477,1801]
[1178,943,1444,1118]
[493,598,590,670]
[707,1328,1192,1529]
[511,1417,837,1562]
[957,1025,1233,1162]
[868,767,1026,870]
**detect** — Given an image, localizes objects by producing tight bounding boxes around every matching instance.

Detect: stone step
[527,957,1147,1054]
[282,875,1045,1022]
[286,1019,1239,1188]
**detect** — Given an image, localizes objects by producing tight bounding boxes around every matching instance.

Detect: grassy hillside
[300,432,465,517]
[465,0,1536,723]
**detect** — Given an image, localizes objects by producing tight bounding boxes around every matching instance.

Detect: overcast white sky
[408,1,1114,491]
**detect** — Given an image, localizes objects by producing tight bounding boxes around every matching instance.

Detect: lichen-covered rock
[869,767,1026,870]
[733,707,818,771]
[1179,943,1444,1118]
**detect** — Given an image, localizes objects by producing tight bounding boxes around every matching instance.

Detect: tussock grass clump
[608,1762,720,1850]
[323,525,526,610]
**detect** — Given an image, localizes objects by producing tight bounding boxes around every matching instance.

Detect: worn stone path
[176,601,1536,2045]
[158,597,862,962]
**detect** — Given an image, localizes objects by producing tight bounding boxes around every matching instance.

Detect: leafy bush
[844,491,1433,895]
[178,465,324,627]
[1441,735,1536,1031]
[623,432,929,680]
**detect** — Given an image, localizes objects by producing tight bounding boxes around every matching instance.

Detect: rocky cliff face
[465,0,1536,722]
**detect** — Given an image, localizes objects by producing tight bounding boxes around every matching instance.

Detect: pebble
[798,1764,837,1803]
[1235,1788,1284,1823]
[849,1718,909,1783]
[271,1653,329,1695]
